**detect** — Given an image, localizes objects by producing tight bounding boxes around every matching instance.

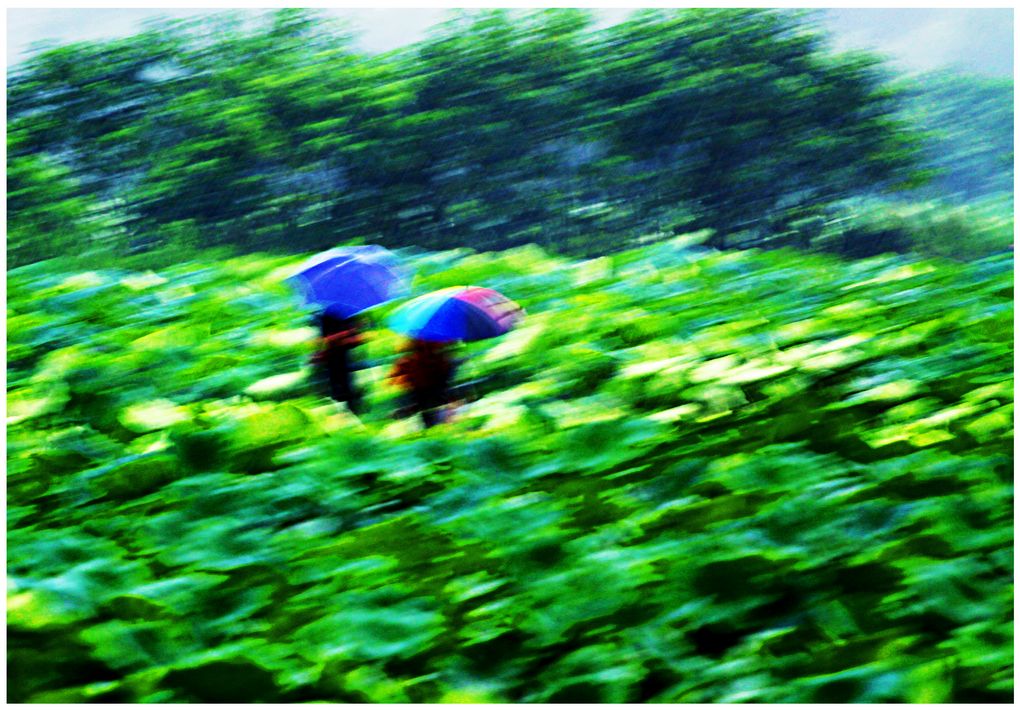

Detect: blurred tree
[588,8,927,248]
[897,71,1013,202]
[8,7,979,264]
[130,11,347,250]
[7,129,101,266]
[405,9,596,250]
[7,30,180,205]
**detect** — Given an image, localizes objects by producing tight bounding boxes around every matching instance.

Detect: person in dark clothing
[390,338,456,427]
[312,305,366,414]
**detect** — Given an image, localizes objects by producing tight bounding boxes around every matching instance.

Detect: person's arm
[322,328,364,348]
[391,356,410,385]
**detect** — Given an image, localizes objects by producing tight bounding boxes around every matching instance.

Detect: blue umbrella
[288,245,408,318]
[388,286,524,342]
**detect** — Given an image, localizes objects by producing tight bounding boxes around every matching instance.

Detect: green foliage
[8,8,948,265]
[585,10,925,248]
[6,140,107,267]
[812,197,1014,260]
[7,239,1013,702]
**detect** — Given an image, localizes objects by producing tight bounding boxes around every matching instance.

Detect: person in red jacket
[390,338,455,427]
[312,305,366,414]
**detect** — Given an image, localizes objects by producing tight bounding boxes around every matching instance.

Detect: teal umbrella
[388,286,524,342]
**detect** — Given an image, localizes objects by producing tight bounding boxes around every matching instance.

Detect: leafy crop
[7,240,1013,702]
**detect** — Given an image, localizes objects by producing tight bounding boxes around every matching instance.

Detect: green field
[7,240,1014,703]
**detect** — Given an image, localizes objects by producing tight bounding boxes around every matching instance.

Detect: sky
[5,6,1014,77]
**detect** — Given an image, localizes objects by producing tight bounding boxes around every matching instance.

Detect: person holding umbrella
[387,285,524,427]
[287,245,408,413]
[390,338,457,427]
[312,303,367,414]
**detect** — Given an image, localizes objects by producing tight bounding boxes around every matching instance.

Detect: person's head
[321,304,361,334]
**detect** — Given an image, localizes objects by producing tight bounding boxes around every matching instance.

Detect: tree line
[7,8,1013,267]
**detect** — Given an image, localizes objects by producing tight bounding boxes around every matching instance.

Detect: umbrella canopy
[388,286,525,342]
[288,245,408,318]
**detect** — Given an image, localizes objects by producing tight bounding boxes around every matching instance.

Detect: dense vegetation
[7,6,1013,703]
[8,239,1013,703]
[7,8,1013,269]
